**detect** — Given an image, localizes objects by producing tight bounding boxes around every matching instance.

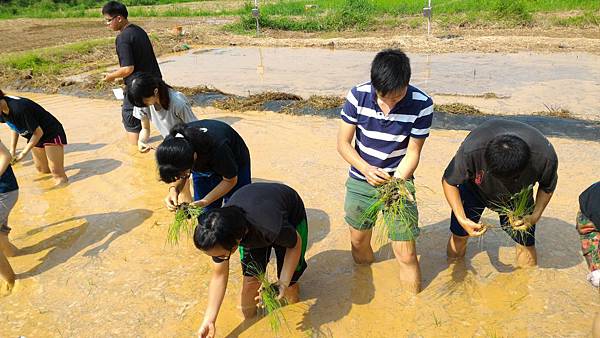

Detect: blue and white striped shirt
[340,82,434,181]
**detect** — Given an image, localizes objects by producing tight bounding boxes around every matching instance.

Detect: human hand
[12,152,25,163]
[164,188,179,211]
[587,270,600,288]
[363,165,391,186]
[197,320,216,338]
[137,141,152,153]
[511,214,536,231]
[459,218,487,237]
[102,73,113,82]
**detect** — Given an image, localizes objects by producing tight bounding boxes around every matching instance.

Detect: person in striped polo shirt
[337,49,433,293]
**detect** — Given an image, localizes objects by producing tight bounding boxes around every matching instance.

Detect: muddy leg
[240,276,260,319]
[392,240,421,294]
[447,234,468,262]
[515,244,537,268]
[284,283,300,304]
[0,233,18,257]
[0,243,15,296]
[593,312,600,338]
[45,145,68,185]
[126,131,139,146]
[32,147,50,174]
[349,227,374,264]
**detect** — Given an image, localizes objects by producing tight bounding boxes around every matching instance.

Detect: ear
[154,88,159,97]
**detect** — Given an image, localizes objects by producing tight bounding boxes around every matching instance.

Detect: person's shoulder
[170,90,190,108]
[346,81,372,105]
[408,85,433,108]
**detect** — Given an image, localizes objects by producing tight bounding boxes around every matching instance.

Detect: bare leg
[392,240,421,294]
[0,233,18,257]
[447,234,469,262]
[126,132,139,146]
[349,227,374,264]
[284,283,300,304]
[240,276,261,319]
[31,147,50,174]
[0,236,15,295]
[515,244,537,268]
[44,145,68,185]
[179,179,193,204]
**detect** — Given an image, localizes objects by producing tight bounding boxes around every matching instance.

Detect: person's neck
[119,20,131,32]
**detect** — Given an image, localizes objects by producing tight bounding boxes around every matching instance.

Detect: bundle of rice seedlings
[167,202,204,245]
[362,178,418,244]
[491,185,535,242]
[246,263,288,333]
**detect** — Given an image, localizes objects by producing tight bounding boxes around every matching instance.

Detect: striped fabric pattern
[340,82,434,181]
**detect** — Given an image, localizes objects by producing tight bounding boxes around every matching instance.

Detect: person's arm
[165,177,189,211]
[277,231,302,298]
[103,66,134,82]
[394,137,426,179]
[193,176,237,207]
[0,142,12,176]
[337,121,390,186]
[14,126,43,162]
[137,115,152,153]
[198,260,230,338]
[442,178,485,236]
[9,129,18,158]
[528,189,553,225]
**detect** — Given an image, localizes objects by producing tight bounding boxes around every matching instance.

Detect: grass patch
[213,92,303,111]
[533,104,574,119]
[0,38,113,75]
[167,202,204,245]
[553,11,600,28]
[434,103,484,116]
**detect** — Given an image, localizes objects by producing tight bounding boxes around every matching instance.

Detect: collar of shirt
[368,84,413,116]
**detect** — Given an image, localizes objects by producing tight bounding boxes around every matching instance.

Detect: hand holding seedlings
[460,218,487,237]
[11,152,24,164]
[167,202,204,245]
[165,187,179,211]
[363,165,391,186]
[137,141,154,153]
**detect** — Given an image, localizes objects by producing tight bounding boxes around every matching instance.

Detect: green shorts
[344,176,419,241]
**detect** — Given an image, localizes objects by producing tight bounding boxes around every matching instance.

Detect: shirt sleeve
[340,88,358,125]
[443,145,472,186]
[132,106,148,120]
[211,143,238,179]
[410,99,434,138]
[116,33,135,67]
[274,221,299,248]
[538,158,558,193]
[173,96,197,123]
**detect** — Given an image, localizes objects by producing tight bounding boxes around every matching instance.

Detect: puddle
[160,47,600,120]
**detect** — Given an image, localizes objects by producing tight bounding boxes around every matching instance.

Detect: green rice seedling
[491,185,535,242]
[246,263,288,334]
[167,202,203,245]
[361,178,418,245]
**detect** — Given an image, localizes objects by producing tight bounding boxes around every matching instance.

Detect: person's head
[485,134,531,179]
[102,1,128,31]
[193,206,248,261]
[371,49,411,108]
[155,123,215,183]
[127,73,172,109]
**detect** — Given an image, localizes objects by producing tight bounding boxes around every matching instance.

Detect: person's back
[116,24,162,86]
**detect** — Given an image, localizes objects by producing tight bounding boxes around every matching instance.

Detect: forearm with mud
[279,232,302,287]
[337,138,370,174]
[9,130,18,155]
[21,127,43,157]
[531,189,553,222]
[201,177,237,206]
[442,179,470,227]
[203,261,230,324]
[138,117,150,145]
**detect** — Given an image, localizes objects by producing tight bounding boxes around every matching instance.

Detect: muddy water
[0,93,598,337]
[160,47,600,120]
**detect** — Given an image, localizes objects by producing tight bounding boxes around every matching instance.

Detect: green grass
[553,12,600,28]
[0,38,113,75]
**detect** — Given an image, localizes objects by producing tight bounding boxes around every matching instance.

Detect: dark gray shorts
[122,93,142,133]
[0,189,18,234]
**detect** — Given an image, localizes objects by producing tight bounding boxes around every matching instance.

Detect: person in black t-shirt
[156,120,251,212]
[0,90,68,186]
[442,119,558,268]
[193,183,308,337]
[102,1,162,145]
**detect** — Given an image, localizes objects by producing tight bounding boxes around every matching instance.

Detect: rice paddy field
[1,0,600,337]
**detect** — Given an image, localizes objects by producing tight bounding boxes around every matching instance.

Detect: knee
[351,234,370,249]
[396,251,418,266]
[240,305,257,319]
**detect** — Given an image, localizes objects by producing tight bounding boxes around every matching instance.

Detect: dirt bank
[0,92,597,337]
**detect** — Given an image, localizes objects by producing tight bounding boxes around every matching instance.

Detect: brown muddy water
[159,47,600,120]
[0,92,598,337]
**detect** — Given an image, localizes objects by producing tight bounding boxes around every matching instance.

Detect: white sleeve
[132,106,149,120]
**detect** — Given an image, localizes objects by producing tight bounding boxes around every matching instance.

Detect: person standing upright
[102,1,162,145]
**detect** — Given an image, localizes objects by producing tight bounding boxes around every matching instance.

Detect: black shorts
[35,127,68,148]
[121,93,141,133]
[239,219,308,285]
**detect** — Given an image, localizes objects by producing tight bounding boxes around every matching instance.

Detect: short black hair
[194,206,248,252]
[485,134,531,178]
[371,49,411,97]
[102,1,128,18]
[127,72,172,109]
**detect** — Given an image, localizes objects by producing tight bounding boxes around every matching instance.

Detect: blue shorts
[192,162,251,211]
[450,183,536,247]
